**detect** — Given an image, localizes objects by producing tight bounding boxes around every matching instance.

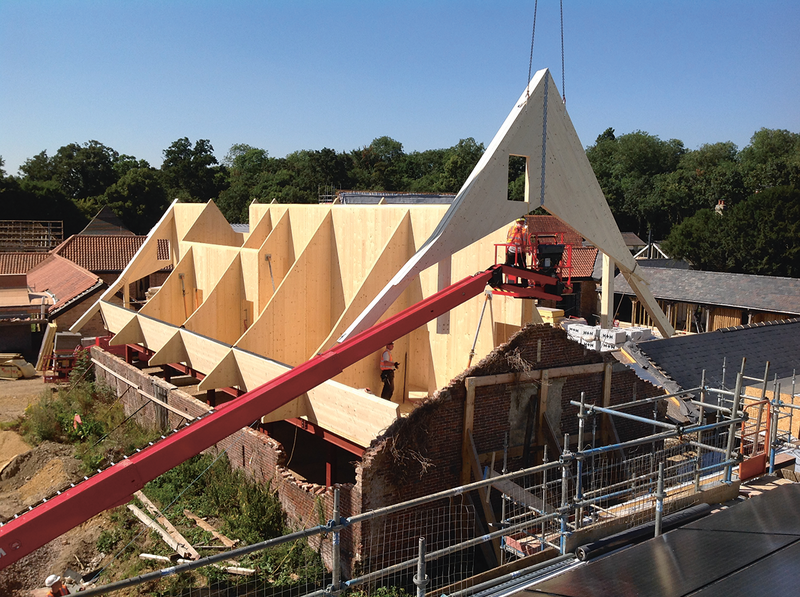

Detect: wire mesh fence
[72,368,752,597]
[358,503,476,595]
[80,423,736,597]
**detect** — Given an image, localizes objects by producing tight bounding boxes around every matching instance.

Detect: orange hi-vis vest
[507,223,528,253]
[380,349,394,370]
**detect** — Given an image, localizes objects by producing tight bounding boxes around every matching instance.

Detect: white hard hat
[45,574,61,587]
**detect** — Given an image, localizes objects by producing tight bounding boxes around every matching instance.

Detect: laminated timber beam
[339,68,674,341]
[0,265,505,569]
[100,301,398,449]
[70,199,184,332]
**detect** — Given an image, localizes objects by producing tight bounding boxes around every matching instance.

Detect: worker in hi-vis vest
[505,217,531,286]
[505,217,530,269]
[380,342,400,400]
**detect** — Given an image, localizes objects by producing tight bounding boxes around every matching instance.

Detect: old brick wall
[89,347,361,574]
[362,324,663,510]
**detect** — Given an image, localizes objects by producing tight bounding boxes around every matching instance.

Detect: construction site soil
[0,377,110,597]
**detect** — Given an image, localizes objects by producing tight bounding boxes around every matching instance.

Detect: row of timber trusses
[77,200,535,449]
[73,68,673,449]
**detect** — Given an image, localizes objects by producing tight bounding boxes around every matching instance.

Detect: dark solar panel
[518,484,800,597]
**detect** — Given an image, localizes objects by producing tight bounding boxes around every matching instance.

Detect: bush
[20,378,160,473]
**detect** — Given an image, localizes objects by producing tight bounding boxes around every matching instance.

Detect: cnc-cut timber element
[339,68,673,340]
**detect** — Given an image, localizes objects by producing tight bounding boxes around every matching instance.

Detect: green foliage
[101,167,169,233]
[145,453,286,543]
[664,185,800,276]
[161,137,228,202]
[19,375,159,473]
[586,129,685,236]
[10,125,800,277]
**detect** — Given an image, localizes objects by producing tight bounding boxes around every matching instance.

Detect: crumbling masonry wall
[89,347,362,573]
[361,324,663,510]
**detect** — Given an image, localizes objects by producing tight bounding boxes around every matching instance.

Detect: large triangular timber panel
[318,211,414,355]
[255,210,296,314]
[182,201,241,247]
[340,68,673,340]
[236,212,334,366]
[242,210,272,250]
[183,254,247,345]
[70,200,181,332]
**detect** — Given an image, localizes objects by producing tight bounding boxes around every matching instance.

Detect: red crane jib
[0,264,558,568]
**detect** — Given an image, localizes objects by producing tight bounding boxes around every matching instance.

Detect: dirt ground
[0,376,49,424]
[0,376,109,597]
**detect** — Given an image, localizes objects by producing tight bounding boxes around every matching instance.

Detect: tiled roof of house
[0,252,49,274]
[526,215,583,246]
[614,267,800,315]
[27,254,103,313]
[568,247,599,279]
[636,318,800,390]
[54,235,170,272]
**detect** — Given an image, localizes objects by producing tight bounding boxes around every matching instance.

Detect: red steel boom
[0,264,558,568]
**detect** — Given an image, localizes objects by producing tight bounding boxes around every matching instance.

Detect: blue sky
[1,1,798,175]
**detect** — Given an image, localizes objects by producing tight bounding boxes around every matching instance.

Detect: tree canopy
[1,126,798,278]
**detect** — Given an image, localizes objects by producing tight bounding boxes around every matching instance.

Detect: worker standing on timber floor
[380,343,399,400]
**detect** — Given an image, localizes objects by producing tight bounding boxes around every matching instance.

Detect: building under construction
[1,69,798,595]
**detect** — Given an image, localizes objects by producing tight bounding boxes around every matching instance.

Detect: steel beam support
[0,266,502,569]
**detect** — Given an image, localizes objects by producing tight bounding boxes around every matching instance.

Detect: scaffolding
[0,220,63,252]
[72,359,782,597]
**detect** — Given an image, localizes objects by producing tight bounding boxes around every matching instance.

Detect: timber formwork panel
[181,244,240,303]
[182,200,242,247]
[183,254,247,345]
[255,210,296,313]
[242,209,272,250]
[139,246,199,325]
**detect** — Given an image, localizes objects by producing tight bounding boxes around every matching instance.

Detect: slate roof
[614,267,800,315]
[636,318,800,391]
[637,258,691,269]
[622,231,645,246]
[27,254,103,314]
[0,252,49,274]
[334,191,456,204]
[79,205,135,236]
[54,235,170,272]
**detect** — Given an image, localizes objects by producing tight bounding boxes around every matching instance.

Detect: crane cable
[560,0,566,103]
[526,0,539,100]
[526,0,566,104]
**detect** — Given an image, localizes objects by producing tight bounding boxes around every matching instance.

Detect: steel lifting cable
[560,0,566,103]
[526,0,539,100]
[526,0,567,104]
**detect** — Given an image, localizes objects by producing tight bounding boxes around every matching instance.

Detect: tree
[51,141,120,199]
[663,186,800,277]
[217,144,271,222]
[435,138,484,193]
[349,136,406,191]
[160,138,228,202]
[101,168,169,233]
[739,128,800,192]
[586,130,685,236]
[401,148,448,192]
